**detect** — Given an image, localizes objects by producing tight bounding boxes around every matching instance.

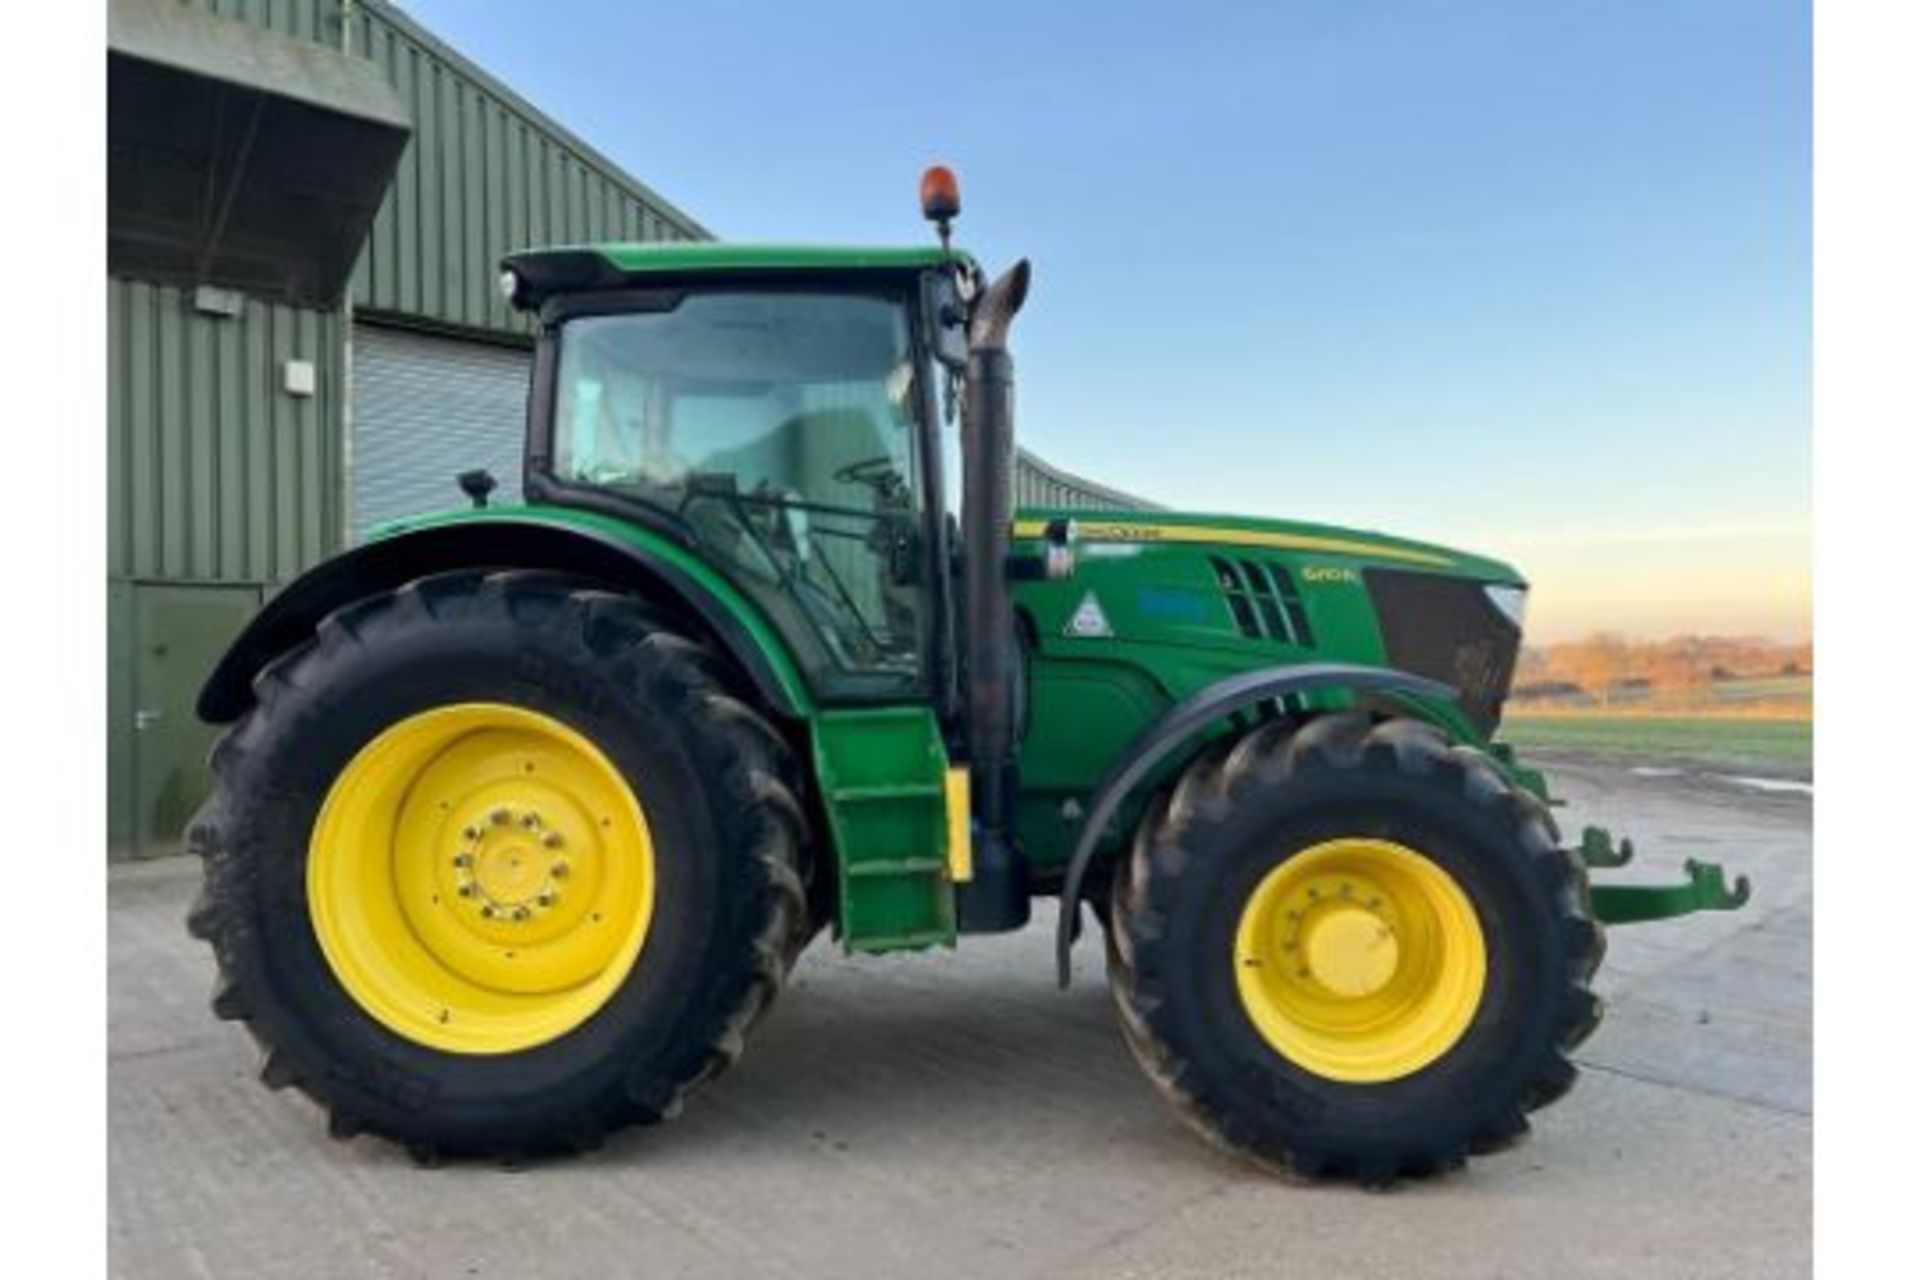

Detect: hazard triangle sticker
[1064,592,1113,638]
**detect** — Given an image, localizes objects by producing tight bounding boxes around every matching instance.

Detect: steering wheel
[833,455,900,487]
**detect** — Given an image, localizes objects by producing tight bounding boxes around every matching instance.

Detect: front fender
[197,513,812,724]
[1052,662,1457,986]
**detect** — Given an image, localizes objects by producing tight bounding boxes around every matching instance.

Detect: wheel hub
[1233,837,1487,1083]
[307,703,656,1055]
[454,807,567,922]
[1301,905,1399,998]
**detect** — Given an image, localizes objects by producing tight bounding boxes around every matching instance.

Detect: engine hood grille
[1363,569,1521,735]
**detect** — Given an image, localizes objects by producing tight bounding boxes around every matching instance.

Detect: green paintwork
[809,706,958,952]
[363,493,1547,942]
[1006,507,1527,873]
[1590,859,1752,924]
[368,502,815,715]
[531,242,958,278]
[1576,825,1637,869]
[1016,507,1521,582]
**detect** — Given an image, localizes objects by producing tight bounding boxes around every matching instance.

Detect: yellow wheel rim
[308,703,655,1055]
[1233,838,1486,1083]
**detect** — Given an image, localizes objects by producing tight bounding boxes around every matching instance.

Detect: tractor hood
[1012,509,1525,586]
[1009,507,1529,738]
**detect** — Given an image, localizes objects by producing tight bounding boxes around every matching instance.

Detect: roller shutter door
[351,324,531,539]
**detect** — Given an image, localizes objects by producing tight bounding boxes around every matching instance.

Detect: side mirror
[923,270,969,369]
[457,469,498,509]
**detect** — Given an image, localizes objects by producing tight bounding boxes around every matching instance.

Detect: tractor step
[810,707,963,954]
[845,929,953,953]
[844,857,949,878]
[831,783,944,802]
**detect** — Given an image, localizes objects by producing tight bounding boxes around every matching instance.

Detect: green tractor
[187,168,1747,1179]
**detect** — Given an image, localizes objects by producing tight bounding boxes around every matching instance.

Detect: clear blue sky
[403,0,1810,640]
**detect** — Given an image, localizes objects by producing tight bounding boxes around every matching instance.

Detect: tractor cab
[498,244,976,711]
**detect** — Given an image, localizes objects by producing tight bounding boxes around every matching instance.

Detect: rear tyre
[1106,713,1602,1182]
[186,570,810,1159]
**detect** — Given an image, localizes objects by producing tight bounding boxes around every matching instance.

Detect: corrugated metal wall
[107,278,342,585]
[348,4,704,333]
[1013,448,1158,511]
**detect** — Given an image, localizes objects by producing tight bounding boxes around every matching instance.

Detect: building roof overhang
[108,0,412,308]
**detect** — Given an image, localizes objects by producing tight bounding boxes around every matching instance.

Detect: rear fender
[1052,662,1459,986]
[196,516,811,724]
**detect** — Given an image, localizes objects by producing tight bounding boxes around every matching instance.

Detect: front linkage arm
[1574,825,1752,925]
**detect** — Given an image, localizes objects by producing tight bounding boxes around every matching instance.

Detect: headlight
[1484,584,1528,630]
[498,268,521,303]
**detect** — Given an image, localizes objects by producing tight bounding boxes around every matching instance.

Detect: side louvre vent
[1210,557,1316,647]
[1210,557,1261,638]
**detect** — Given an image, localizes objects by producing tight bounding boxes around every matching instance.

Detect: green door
[129,584,260,859]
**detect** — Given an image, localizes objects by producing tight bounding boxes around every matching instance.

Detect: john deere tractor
[187,168,1747,1179]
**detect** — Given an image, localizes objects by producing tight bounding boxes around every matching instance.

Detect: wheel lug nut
[513,906,531,922]
[452,853,471,868]
[490,808,511,826]
[456,884,475,898]
[461,825,480,842]
[520,813,541,830]
[538,892,556,907]
[551,861,570,879]
[542,832,563,850]
[480,903,496,918]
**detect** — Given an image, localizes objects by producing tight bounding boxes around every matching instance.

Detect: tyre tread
[1107,712,1603,1183]
[186,569,812,1159]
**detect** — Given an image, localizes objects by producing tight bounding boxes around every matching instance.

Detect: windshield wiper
[677,477,888,661]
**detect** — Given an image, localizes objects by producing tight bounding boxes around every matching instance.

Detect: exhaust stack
[956,260,1033,933]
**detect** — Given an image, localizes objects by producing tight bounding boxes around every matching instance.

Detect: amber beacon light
[920,165,961,248]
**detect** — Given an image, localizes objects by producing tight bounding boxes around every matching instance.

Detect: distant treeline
[1513,635,1813,704]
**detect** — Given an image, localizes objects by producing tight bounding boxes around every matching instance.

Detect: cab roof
[501,242,964,310]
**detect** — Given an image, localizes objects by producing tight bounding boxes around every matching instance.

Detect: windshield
[551,290,928,696]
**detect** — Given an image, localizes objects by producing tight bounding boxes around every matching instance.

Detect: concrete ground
[109,757,1811,1279]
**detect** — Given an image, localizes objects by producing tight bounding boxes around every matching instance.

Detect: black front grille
[1364,569,1521,734]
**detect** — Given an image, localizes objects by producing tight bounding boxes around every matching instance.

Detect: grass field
[1501,712,1813,772]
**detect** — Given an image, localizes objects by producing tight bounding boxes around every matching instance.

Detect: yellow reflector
[944,767,973,883]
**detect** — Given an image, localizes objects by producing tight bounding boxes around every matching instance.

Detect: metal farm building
[106,0,1140,858]
[107,0,704,857]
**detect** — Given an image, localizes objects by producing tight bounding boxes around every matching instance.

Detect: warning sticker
[1064,592,1114,638]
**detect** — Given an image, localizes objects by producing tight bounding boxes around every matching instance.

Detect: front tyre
[186,570,810,1159]
[1107,714,1602,1182]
